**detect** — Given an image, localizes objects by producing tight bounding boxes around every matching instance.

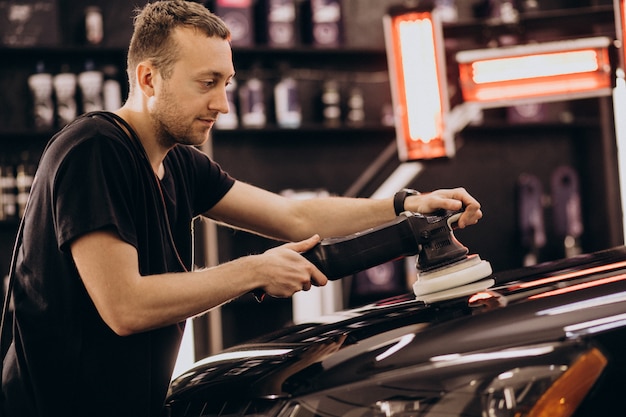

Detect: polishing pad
[413,254,493,301]
[416,278,496,303]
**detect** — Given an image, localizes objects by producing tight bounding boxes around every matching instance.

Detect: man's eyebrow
[197,70,235,79]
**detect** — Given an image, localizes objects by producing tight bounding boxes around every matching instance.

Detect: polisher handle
[302,214,421,280]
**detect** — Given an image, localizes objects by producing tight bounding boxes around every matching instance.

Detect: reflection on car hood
[168,246,626,402]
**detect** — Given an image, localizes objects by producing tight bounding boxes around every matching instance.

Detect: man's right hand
[256,235,328,298]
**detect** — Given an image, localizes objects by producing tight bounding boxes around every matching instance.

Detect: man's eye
[202,81,215,88]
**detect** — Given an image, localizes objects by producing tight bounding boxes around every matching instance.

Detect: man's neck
[115,105,168,178]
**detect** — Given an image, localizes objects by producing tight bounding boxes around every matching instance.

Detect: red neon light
[457,38,612,105]
[385,10,449,161]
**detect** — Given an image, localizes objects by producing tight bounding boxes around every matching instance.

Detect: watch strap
[393,189,419,216]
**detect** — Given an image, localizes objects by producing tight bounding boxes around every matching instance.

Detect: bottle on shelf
[84,6,104,46]
[346,87,364,127]
[274,71,301,129]
[267,0,298,48]
[0,158,17,222]
[239,72,266,128]
[53,66,78,128]
[78,60,104,114]
[310,0,342,47]
[435,0,459,23]
[321,80,341,127]
[381,103,394,127]
[27,61,55,131]
[102,65,123,112]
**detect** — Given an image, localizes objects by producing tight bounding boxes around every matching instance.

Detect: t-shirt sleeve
[54,135,139,251]
[181,146,235,216]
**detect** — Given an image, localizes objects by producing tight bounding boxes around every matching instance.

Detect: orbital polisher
[302,210,494,303]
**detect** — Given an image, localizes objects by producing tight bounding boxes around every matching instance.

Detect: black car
[165,246,626,417]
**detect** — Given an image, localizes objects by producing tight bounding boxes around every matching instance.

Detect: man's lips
[198,118,216,126]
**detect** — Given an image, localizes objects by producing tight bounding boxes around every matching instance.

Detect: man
[1,1,483,416]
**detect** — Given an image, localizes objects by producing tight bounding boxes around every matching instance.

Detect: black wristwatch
[393,188,420,216]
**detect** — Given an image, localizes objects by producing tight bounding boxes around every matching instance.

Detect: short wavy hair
[127,0,231,92]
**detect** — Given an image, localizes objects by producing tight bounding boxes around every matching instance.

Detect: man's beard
[150,83,211,148]
[154,118,187,148]
[150,106,205,148]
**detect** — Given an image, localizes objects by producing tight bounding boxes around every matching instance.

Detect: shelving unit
[0,46,127,130]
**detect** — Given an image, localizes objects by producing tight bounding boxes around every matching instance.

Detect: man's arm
[70,230,326,336]
[72,181,481,336]
[206,181,482,242]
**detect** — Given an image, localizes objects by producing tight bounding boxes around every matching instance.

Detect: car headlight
[482,365,567,417]
[275,345,606,417]
[483,347,606,417]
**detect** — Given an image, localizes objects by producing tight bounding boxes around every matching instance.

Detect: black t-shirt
[2,112,235,417]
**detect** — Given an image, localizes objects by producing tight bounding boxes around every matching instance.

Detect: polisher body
[301,210,493,301]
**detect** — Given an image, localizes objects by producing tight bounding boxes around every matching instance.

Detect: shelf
[443,5,615,38]
[3,122,597,142]
[0,45,127,57]
[0,45,385,63]
[232,46,385,56]
[0,131,53,149]
[0,129,55,137]
[462,120,601,133]
[1,5,614,57]
[441,5,616,51]
[213,123,393,135]
[0,46,127,75]
[212,125,396,145]
[0,125,396,144]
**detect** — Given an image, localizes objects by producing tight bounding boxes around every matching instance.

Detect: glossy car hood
[168,246,626,402]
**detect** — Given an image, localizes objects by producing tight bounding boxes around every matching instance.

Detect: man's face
[149,27,235,148]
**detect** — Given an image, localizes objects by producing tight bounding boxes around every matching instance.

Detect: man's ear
[136,61,156,97]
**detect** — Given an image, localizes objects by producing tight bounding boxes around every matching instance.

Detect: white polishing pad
[416,278,495,303]
[413,254,493,299]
